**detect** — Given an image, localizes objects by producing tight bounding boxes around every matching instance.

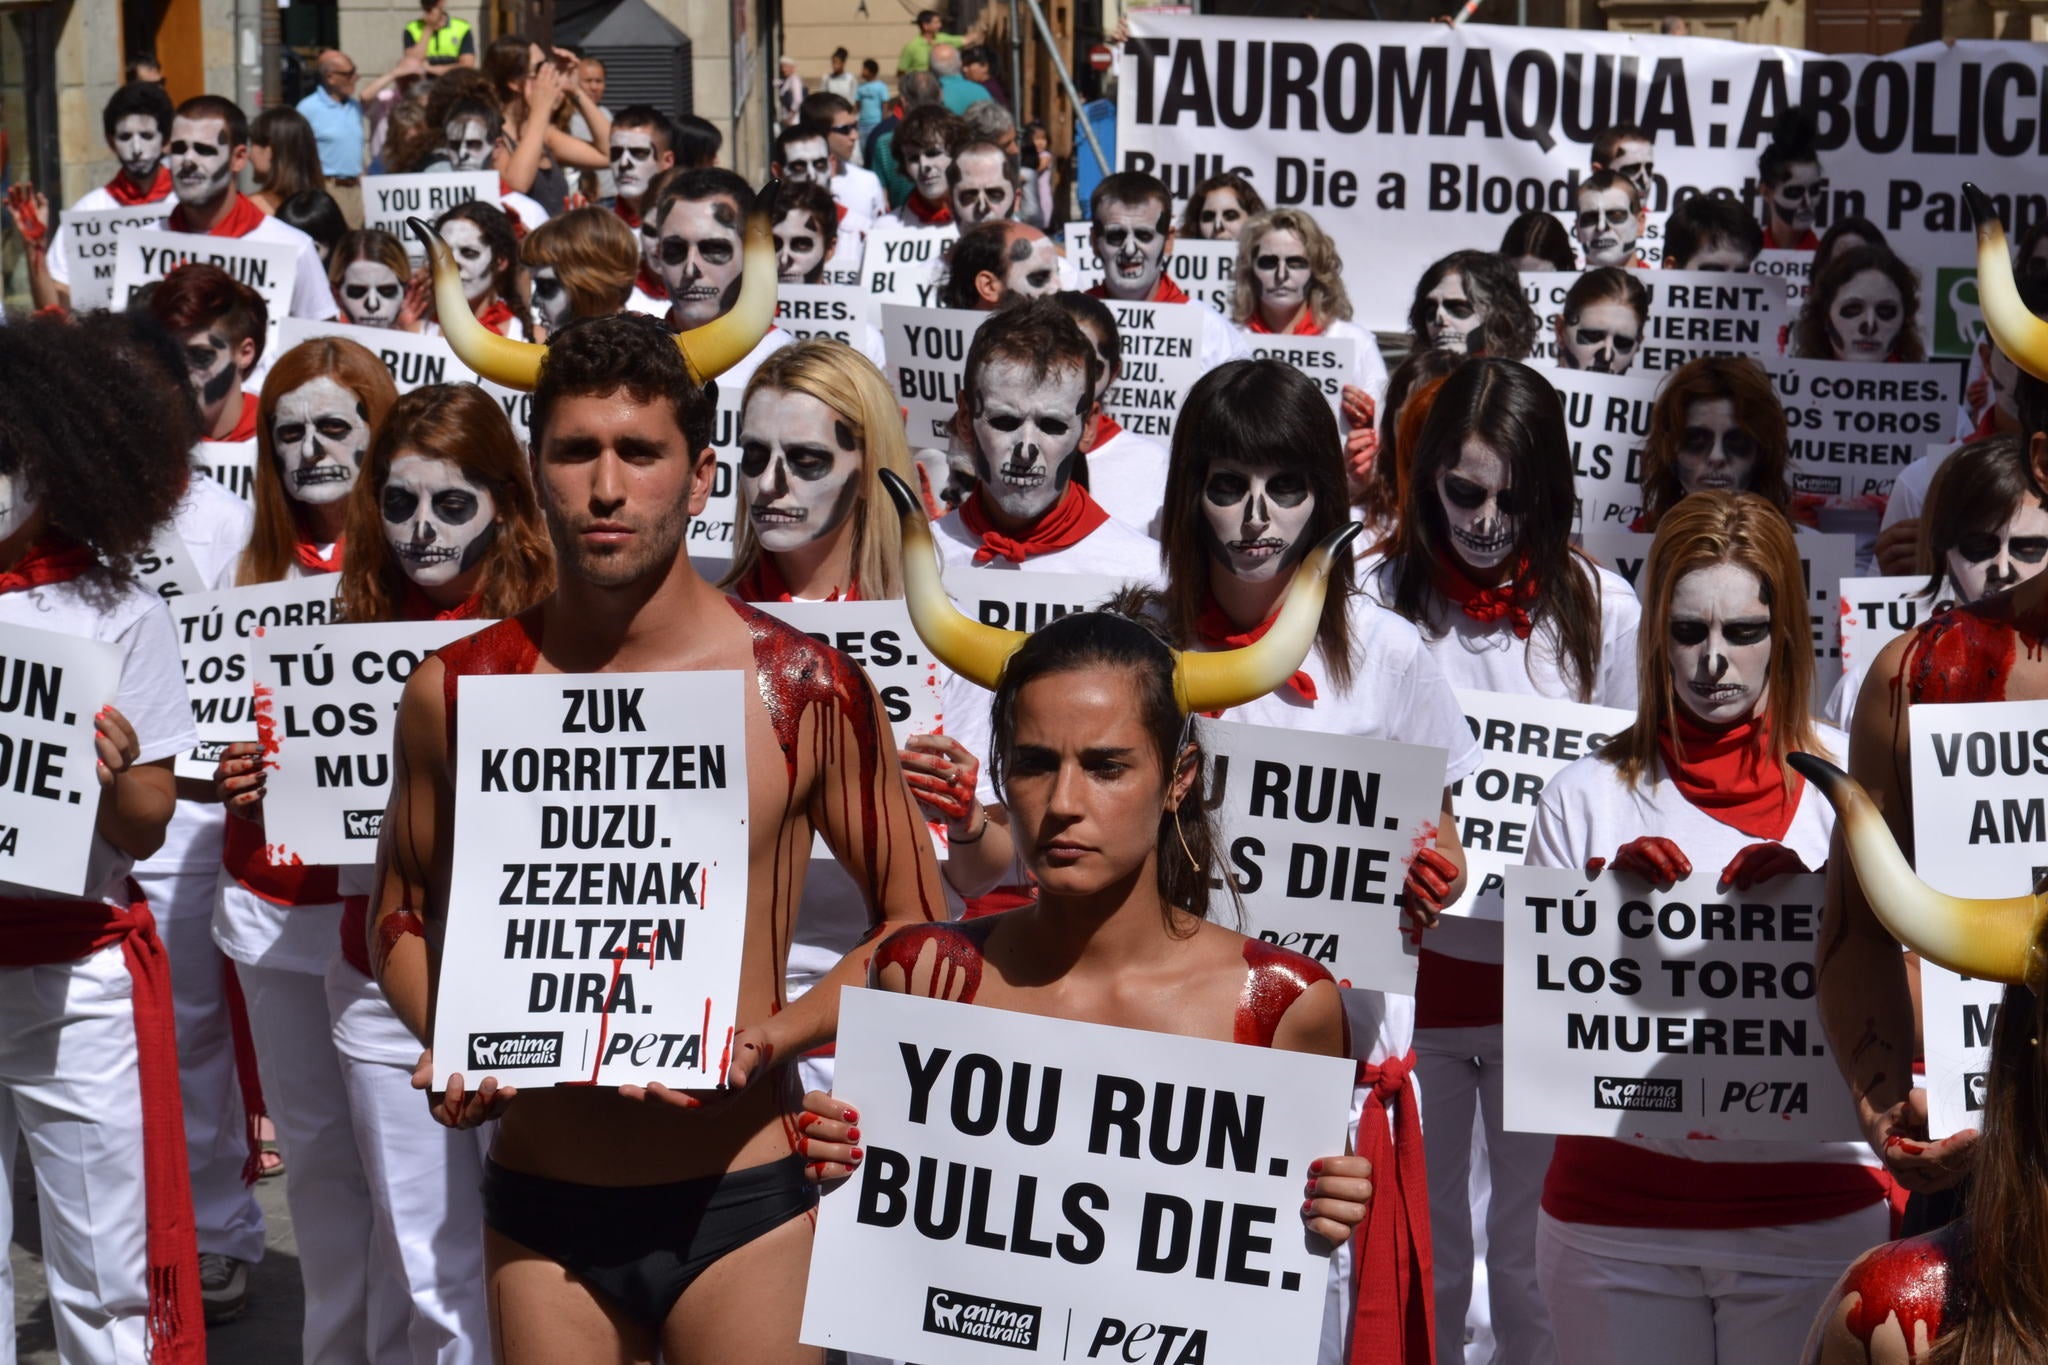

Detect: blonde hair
[1230,207,1352,330]
[520,208,640,320]
[720,339,912,601]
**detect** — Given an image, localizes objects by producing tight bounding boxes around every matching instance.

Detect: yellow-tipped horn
[1789,752,2046,989]
[674,179,781,386]
[408,217,546,391]
[882,468,1026,690]
[1173,523,1361,714]
[1963,183,2048,385]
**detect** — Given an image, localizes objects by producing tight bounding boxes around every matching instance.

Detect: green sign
[1933,266,1983,360]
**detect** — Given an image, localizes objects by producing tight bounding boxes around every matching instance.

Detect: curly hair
[435,199,532,340]
[1408,250,1538,360]
[0,317,191,593]
[1790,244,1925,363]
[1230,207,1351,331]
[531,312,716,454]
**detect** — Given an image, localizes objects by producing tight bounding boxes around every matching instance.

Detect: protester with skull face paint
[432,199,531,340]
[1638,357,1793,533]
[1591,123,1656,205]
[1791,244,1924,364]
[1758,107,1825,251]
[802,89,890,231]
[770,179,839,283]
[0,315,209,1365]
[1407,250,1539,361]
[1156,358,1481,1364]
[212,337,405,1365]
[1047,290,1169,536]
[1373,358,1642,1365]
[624,163,684,314]
[1573,169,1648,270]
[40,82,177,308]
[1499,210,1579,273]
[1087,170,1249,371]
[1527,492,1884,1365]
[428,97,551,234]
[945,139,1017,228]
[1556,268,1650,376]
[1179,170,1266,242]
[161,95,338,322]
[329,229,427,332]
[651,169,795,391]
[877,104,963,228]
[942,221,1061,311]
[606,105,675,229]
[520,207,640,338]
[147,262,270,443]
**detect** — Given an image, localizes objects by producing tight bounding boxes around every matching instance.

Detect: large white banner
[431,671,750,1088]
[1120,20,2048,330]
[170,577,341,780]
[1503,864,1857,1139]
[0,627,123,896]
[802,988,1353,1363]
[1910,699,2048,1136]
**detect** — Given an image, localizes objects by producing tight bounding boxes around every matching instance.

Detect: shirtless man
[1817,185,2048,1217]
[368,306,943,1360]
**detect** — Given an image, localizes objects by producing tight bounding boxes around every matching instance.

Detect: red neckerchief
[1765,224,1820,251]
[1432,551,1539,640]
[615,200,641,231]
[400,583,486,621]
[1245,309,1322,336]
[0,532,97,595]
[1085,274,1191,304]
[1656,709,1803,842]
[835,202,848,224]
[1972,405,2001,441]
[1088,412,1125,450]
[221,393,259,444]
[635,262,669,300]
[735,557,858,603]
[959,482,1108,565]
[475,297,517,335]
[106,165,173,206]
[167,191,266,238]
[902,194,952,227]
[1194,595,1316,710]
[293,536,344,575]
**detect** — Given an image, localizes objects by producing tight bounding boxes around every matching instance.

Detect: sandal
[259,1139,285,1179]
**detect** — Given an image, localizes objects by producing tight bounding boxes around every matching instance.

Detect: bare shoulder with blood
[1806,1226,1964,1364]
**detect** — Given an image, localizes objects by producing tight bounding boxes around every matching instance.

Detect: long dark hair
[1920,434,2036,599]
[251,107,327,200]
[435,199,534,341]
[1407,250,1539,361]
[1386,357,1603,701]
[987,602,1234,931]
[1639,356,1791,531]
[1158,359,1356,691]
[1362,348,1463,531]
[1791,243,1925,363]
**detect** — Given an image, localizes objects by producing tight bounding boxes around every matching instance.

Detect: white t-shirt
[833,164,889,228]
[626,284,668,318]
[0,576,197,907]
[931,501,1165,584]
[48,184,173,288]
[1084,425,1169,538]
[500,191,549,235]
[176,211,339,323]
[1880,443,1955,530]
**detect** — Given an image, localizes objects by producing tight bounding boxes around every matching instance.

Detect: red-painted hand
[1402,845,1460,933]
[1718,841,1811,890]
[1609,835,1691,885]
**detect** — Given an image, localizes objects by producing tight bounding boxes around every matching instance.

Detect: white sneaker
[198,1252,249,1324]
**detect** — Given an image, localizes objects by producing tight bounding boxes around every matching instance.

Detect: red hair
[147,264,268,366]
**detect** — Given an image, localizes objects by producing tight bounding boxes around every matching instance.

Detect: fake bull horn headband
[1788,753,2047,989]
[879,467,1362,713]
[1966,181,2048,385]
[404,180,781,390]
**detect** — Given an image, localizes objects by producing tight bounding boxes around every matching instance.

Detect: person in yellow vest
[404,0,475,77]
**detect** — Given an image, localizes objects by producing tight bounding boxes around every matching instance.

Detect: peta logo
[1592,1076,1683,1113]
[466,1033,562,1070]
[192,740,230,763]
[921,1287,1040,1350]
[1087,1318,1210,1363]
[344,809,383,839]
[1965,1071,1989,1112]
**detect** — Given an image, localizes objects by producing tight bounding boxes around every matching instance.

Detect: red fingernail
[1309,1159,1323,1174]
[796,1111,817,1129]
[1301,1200,1313,1213]
[850,1146,863,1161]
[843,1107,858,1122]
[846,1126,861,1142]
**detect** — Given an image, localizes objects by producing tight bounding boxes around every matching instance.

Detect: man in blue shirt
[297,50,365,221]
[932,43,991,115]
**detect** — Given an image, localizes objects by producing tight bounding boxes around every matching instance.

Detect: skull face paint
[1424,272,1483,354]
[609,128,662,200]
[1197,188,1249,241]
[1573,185,1641,268]
[111,114,166,184]
[530,265,573,334]
[167,116,236,208]
[1251,227,1312,319]
[439,218,497,304]
[949,148,1013,227]
[382,454,498,587]
[903,138,952,204]
[1001,230,1061,303]
[1437,440,1518,571]
[178,326,242,431]
[1946,500,2048,603]
[1674,399,1760,496]
[1825,268,1905,362]
[738,388,862,553]
[339,260,406,328]
[779,135,832,187]
[1681,239,1754,272]
[1667,561,1772,726]
[1605,139,1654,201]
[1559,300,1643,374]
[772,209,827,283]
[445,117,494,172]
[1201,459,1316,583]
[273,376,370,505]
[1768,161,1824,238]
[657,197,743,330]
[968,358,1088,521]
[0,470,37,545]
[1093,201,1168,301]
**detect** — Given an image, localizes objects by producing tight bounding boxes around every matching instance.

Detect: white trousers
[236,958,409,1365]
[326,957,494,1365]
[1415,1023,1557,1365]
[144,868,266,1263]
[0,947,151,1365]
[1535,1214,1845,1365]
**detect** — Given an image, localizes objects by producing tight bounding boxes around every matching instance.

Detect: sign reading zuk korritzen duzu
[431,671,748,1088]
[0,627,123,896]
[801,988,1354,1362]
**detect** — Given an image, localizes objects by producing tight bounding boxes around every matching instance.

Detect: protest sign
[1522,270,1787,372]
[778,283,882,344]
[1767,359,1962,501]
[1545,367,1659,531]
[132,525,209,602]
[0,628,123,896]
[60,203,173,311]
[883,304,985,447]
[1238,333,1359,416]
[431,670,750,1088]
[1837,574,1953,682]
[169,577,340,780]
[1101,300,1206,440]
[802,987,1353,1363]
[946,570,1134,632]
[252,620,488,865]
[114,230,296,358]
[278,317,470,392]
[1197,717,1446,994]
[193,440,258,503]
[1061,224,1238,315]
[861,226,957,309]
[1502,864,1856,1139]
[1119,20,2048,331]
[361,172,497,256]
[690,387,747,558]
[1444,689,1635,918]
[1910,699,2048,1135]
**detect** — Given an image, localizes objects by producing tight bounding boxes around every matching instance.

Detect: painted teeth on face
[380,453,497,587]
[439,218,495,304]
[736,388,862,553]
[1666,561,1773,725]
[1425,272,1480,353]
[969,359,1087,522]
[1437,441,1518,571]
[340,260,405,327]
[272,375,371,506]
[1200,457,1316,583]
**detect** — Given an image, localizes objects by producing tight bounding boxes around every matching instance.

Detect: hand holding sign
[91,706,141,786]
[1604,834,1692,885]
[1403,845,1462,931]
[417,1051,518,1130]
[1718,841,1811,891]
[798,1089,862,1181]
[215,740,268,816]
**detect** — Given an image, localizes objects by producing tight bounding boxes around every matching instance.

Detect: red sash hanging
[1349,1050,1435,1365]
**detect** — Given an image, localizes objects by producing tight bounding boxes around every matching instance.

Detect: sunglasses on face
[831,121,860,136]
